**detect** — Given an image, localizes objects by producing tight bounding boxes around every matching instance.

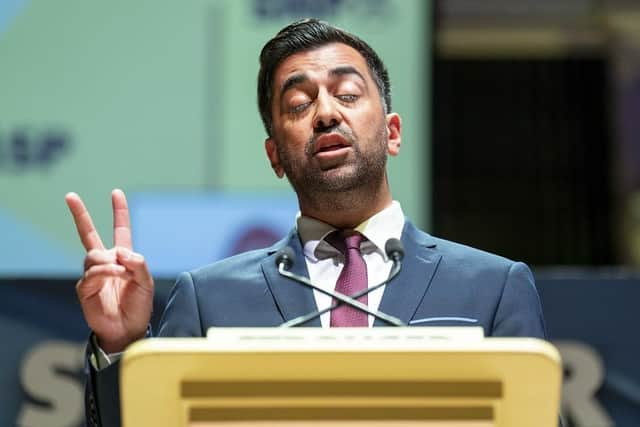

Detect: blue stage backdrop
[1,271,638,427]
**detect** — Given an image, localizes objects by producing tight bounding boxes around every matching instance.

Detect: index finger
[112,188,132,250]
[65,192,106,251]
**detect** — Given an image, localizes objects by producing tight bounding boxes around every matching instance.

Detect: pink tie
[330,231,368,327]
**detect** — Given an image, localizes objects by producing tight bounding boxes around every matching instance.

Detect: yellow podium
[120,328,561,427]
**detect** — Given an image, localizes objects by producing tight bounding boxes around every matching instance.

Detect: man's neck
[298,187,393,229]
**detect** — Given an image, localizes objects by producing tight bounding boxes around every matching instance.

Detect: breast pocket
[408,316,479,326]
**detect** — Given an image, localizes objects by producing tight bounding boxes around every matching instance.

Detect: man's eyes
[336,94,359,102]
[288,94,358,111]
[289,102,310,113]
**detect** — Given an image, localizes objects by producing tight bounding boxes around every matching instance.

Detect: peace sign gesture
[65,189,154,353]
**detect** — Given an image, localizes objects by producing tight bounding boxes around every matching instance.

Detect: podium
[120,328,561,427]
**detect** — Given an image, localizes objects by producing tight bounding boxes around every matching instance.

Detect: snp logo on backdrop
[18,341,84,427]
[0,127,71,173]
[253,0,391,20]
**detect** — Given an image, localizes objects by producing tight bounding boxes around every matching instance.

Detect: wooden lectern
[120,328,561,427]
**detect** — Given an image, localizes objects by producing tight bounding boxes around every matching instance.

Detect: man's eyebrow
[280,73,308,98]
[329,65,366,82]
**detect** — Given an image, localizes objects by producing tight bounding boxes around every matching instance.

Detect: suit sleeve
[490,262,547,338]
[84,343,122,427]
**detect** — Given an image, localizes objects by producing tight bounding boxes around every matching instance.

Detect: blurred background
[1,0,639,425]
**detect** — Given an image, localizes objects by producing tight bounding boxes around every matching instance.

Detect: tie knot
[315,230,364,260]
[343,232,363,250]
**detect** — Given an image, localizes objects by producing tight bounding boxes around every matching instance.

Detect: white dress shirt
[296,201,405,327]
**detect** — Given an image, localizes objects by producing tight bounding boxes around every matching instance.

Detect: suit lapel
[261,230,321,327]
[374,221,441,326]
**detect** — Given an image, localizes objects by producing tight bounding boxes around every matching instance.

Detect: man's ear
[386,113,402,156]
[265,138,285,178]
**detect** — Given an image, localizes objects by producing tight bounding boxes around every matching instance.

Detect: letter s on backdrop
[17,340,84,427]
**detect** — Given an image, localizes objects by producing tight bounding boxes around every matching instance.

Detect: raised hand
[65,189,154,353]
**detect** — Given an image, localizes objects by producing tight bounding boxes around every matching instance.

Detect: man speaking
[65,19,546,427]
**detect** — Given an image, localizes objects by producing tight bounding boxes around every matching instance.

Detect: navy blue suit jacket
[87,221,546,426]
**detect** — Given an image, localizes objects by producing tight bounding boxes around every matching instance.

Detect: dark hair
[257,18,391,136]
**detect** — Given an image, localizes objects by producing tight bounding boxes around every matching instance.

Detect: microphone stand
[280,259,404,327]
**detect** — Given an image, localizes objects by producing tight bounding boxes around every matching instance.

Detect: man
[66,19,546,427]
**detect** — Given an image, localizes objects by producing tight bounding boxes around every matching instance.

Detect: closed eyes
[288,94,359,114]
[289,102,311,114]
[336,94,359,102]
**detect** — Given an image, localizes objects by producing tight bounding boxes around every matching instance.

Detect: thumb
[116,247,154,291]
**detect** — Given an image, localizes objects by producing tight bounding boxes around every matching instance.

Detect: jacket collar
[374,221,441,326]
[261,230,321,326]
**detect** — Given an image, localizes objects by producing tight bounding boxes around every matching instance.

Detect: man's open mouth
[313,133,351,155]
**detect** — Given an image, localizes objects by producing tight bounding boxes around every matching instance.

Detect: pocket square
[409,316,478,325]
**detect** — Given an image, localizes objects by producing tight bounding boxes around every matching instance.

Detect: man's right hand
[65,189,154,353]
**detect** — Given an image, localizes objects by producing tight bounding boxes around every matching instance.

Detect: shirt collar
[296,201,405,262]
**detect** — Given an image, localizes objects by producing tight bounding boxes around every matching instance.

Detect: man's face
[265,42,401,197]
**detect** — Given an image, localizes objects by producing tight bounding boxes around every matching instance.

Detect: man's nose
[313,90,341,131]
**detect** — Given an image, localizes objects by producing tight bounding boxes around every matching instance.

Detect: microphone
[275,246,295,270]
[276,239,406,327]
[385,238,404,264]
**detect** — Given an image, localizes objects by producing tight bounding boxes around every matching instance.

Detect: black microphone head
[385,238,404,262]
[275,246,295,270]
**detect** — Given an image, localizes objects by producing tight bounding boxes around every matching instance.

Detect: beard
[276,120,388,208]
